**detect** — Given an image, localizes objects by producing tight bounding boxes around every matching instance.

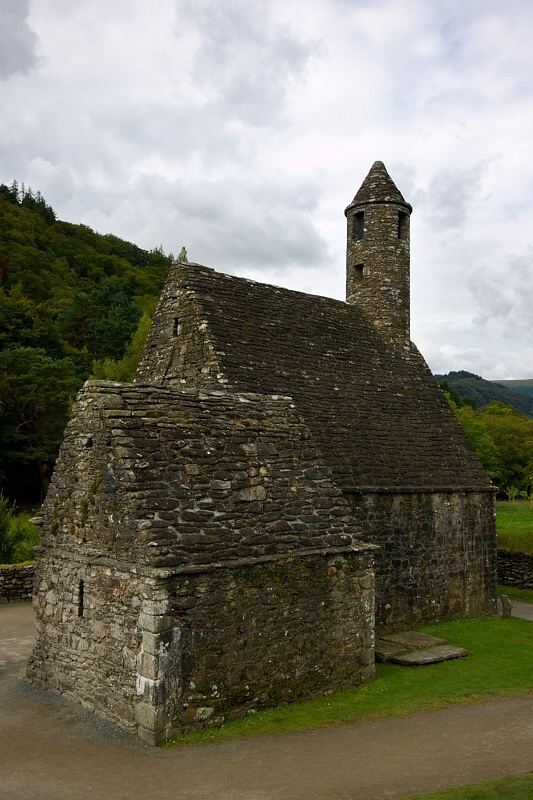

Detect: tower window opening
[398,211,407,238]
[172,317,180,336]
[355,212,364,240]
[77,579,85,617]
[354,264,364,282]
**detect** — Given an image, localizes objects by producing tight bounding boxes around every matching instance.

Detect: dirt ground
[1,602,532,800]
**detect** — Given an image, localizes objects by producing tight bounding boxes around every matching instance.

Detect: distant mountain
[497,379,533,398]
[436,371,533,418]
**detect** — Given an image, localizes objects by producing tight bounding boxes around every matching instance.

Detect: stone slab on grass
[380,632,448,649]
[375,630,468,665]
[374,639,409,661]
[391,644,469,666]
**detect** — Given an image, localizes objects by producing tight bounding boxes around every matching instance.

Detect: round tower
[345,161,412,349]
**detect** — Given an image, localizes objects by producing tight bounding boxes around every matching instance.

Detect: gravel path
[1,602,532,800]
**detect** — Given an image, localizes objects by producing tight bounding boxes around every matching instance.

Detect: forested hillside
[498,378,533,399]
[0,182,172,504]
[437,371,533,418]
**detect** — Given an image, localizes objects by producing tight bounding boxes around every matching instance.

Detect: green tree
[0,183,170,499]
[0,494,39,564]
[0,493,17,563]
[0,284,63,356]
[91,312,152,382]
[58,279,141,359]
[0,348,80,498]
[438,381,466,409]
[444,393,502,481]
[479,402,533,497]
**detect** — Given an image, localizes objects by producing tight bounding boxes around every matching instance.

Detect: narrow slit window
[355,212,364,240]
[77,579,85,617]
[172,317,180,336]
[354,264,364,282]
[398,211,407,238]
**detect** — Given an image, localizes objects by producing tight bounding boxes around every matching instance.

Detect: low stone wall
[497,550,533,589]
[0,563,34,603]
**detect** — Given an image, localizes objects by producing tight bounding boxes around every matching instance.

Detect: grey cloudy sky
[1,0,532,379]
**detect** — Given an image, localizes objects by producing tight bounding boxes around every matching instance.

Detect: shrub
[0,494,39,564]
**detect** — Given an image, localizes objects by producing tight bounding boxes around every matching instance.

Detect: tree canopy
[0,183,172,503]
[443,390,533,499]
[437,370,533,418]
[0,348,80,499]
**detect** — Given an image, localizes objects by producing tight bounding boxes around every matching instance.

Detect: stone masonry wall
[345,202,410,349]
[497,550,533,589]
[348,490,498,632]
[135,548,375,743]
[28,552,143,733]
[136,262,221,387]
[29,546,375,744]
[0,563,34,603]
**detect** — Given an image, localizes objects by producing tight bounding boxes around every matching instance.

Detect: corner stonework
[135,578,178,744]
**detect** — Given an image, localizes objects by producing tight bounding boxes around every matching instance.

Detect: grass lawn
[161,615,533,749]
[400,772,533,799]
[496,500,533,555]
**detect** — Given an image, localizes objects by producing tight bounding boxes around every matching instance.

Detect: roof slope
[138,263,492,493]
[43,382,364,567]
[345,160,412,211]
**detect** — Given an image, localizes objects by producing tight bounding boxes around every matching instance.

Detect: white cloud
[181,0,316,128]
[419,160,493,231]
[0,0,40,79]
[1,0,533,378]
[468,249,533,339]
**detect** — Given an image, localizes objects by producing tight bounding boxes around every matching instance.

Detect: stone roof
[345,160,412,213]
[136,262,492,493]
[44,382,366,568]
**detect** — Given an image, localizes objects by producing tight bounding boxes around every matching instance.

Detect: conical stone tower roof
[345,160,412,213]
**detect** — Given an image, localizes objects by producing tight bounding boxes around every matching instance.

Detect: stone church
[28,161,497,744]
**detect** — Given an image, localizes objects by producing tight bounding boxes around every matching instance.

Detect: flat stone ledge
[375,631,468,665]
[374,639,407,661]
[380,632,447,649]
[391,645,469,666]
